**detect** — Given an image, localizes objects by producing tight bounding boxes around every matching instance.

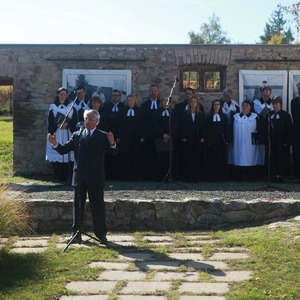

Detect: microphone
[74,90,80,94]
[78,126,85,136]
[175,77,179,82]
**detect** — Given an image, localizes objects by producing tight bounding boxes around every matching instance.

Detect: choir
[47,85,296,183]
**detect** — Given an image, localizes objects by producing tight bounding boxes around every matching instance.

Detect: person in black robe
[205,99,231,182]
[152,95,179,181]
[140,84,161,180]
[88,96,105,131]
[72,86,90,128]
[101,89,125,180]
[180,96,205,182]
[115,94,145,181]
[269,96,292,182]
[291,82,300,178]
[175,87,204,180]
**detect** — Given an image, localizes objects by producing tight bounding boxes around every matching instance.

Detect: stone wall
[1,44,300,174]
[25,198,300,233]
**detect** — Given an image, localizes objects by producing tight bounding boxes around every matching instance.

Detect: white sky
[0,0,298,44]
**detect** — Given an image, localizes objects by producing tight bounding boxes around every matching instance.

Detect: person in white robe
[46,87,76,181]
[230,100,261,180]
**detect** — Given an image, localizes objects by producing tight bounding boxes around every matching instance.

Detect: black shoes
[66,233,82,244]
[98,235,108,245]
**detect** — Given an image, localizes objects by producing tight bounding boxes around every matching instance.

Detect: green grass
[0,225,299,299]
[0,116,13,179]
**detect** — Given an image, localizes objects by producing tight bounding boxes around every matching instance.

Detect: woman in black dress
[115,94,145,181]
[205,99,231,182]
[180,96,205,182]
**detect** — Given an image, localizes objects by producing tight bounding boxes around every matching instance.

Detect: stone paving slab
[98,270,147,281]
[118,296,166,300]
[148,242,173,246]
[109,241,137,247]
[178,282,229,293]
[142,236,174,242]
[89,262,130,270]
[137,261,180,270]
[185,261,228,270]
[151,271,198,282]
[0,238,8,244]
[190,240,221,245]
[13,239,49,247]
[108,235,136,242]
[60,295,109,299]
[179,296,226,300]
[168,253,204,261]
[10,247,46,253]
[209,253,249,260]
[120,281,171,294]
[209,270,252,282]
[118,253,155,261]
[65,281,117,294]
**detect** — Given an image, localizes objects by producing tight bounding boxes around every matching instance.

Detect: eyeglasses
[112,94,120,97]
[186,93,193,95]
[84,118,97,122]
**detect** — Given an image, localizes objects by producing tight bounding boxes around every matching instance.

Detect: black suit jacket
[55,129,118,187]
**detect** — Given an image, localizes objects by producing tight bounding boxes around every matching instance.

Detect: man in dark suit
[48,109,117,245]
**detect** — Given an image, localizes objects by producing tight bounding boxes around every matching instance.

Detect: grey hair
[222,87,233,96]
[84,109,100,125]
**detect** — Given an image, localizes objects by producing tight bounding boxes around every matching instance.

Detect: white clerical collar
[213,114,221,122]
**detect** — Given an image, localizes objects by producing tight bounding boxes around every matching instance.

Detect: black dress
[205,113,231,182]
[291,95,300,178]
[115,106,145,181]
[269,109,292,178]
[180,112,205,182]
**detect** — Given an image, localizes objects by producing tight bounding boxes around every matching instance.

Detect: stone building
[0,44,300,175]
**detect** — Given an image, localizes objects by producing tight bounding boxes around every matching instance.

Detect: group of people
[46,84,297,185]
[45,83,298,245]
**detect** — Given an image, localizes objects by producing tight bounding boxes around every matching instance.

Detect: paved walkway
[2,232,254,299]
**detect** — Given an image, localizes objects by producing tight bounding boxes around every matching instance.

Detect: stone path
[2,232,253,299]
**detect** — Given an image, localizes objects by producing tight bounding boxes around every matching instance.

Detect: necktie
[86,130,90,143]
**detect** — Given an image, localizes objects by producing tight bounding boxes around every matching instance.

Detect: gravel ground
[6,175,300,201]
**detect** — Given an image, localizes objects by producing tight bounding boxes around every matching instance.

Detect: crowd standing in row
[46,83,298,184]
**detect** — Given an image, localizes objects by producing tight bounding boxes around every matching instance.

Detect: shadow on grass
[0,250,46,293]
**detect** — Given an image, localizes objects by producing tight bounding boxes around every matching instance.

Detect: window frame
[180,65,225,93]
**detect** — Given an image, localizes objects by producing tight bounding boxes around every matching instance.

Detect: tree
[188,13,231,44]
[260,6,294,44]
[280,2,300,32]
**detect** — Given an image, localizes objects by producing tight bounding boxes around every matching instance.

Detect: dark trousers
[72,182,106,238]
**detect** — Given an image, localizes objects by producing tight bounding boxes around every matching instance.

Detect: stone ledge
[21,198,300,233]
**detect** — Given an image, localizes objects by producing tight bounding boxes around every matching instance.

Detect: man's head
[222,88,233,103]
[76,86,86,101]
[83,109,100,130]
[262,86,272,101]
[111,89,121,104]
[149,84,159,100]
[185,87,194,102]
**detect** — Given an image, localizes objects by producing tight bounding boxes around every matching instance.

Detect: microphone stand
[155,77,187,189]
[63,128,99,252]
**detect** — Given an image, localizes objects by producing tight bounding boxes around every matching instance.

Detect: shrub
[0,185,33,237]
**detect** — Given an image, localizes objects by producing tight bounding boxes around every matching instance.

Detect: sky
[0,0,298,44]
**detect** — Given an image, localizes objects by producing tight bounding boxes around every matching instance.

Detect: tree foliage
[260,6,294,44]
[280,2,300,32]
[188,13,231,44]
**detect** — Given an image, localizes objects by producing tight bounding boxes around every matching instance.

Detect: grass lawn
[1,116,300,299]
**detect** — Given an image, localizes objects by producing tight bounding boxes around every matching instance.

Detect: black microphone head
[175,77,179,82]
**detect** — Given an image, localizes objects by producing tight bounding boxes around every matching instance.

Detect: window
[180,66,224,92]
